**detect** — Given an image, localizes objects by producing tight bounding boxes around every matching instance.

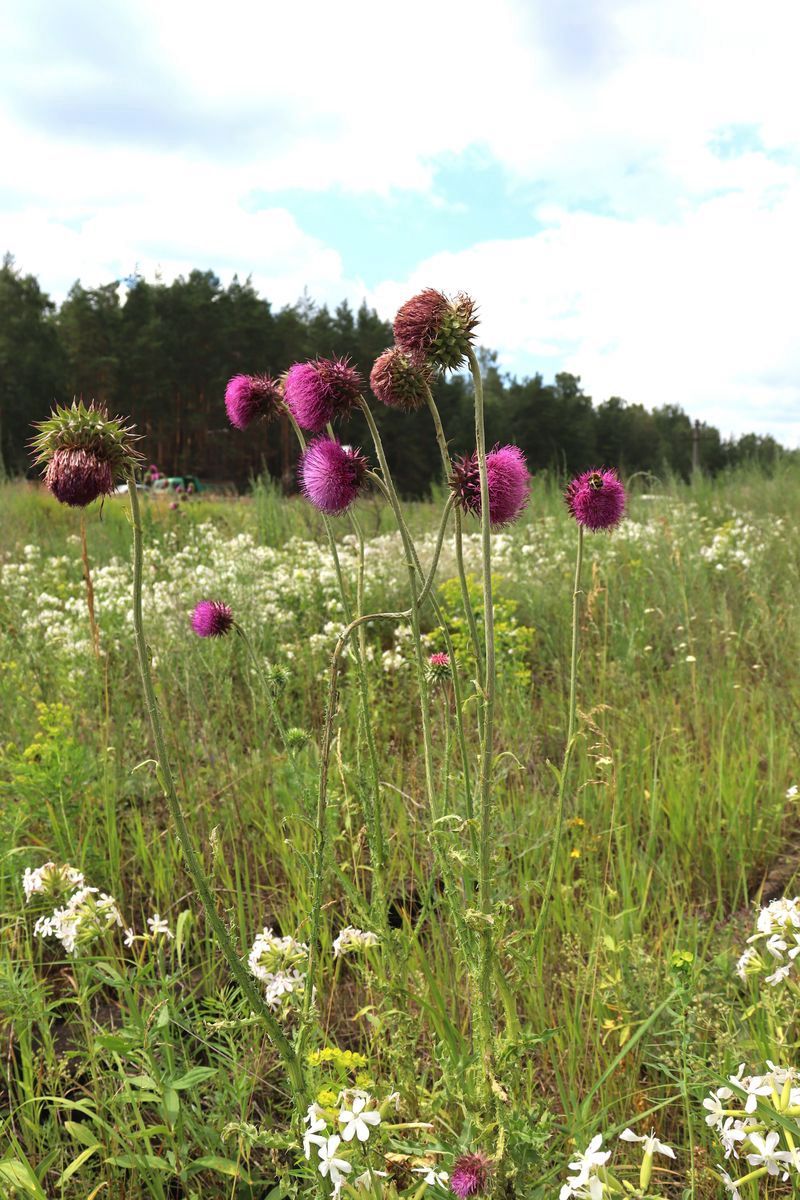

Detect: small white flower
[412,1164,449,1187]
[332,927,379,958]
[566,1135,610,1189]
[745,1131,790,1176]
[703,1088,732,1128]
[765,963,792,986]
[339,1094,381,1143]
[717,1166,742,1199]
[787,785,798,799]
[618,1128,675,1158]
[302,1105,327,1160]
[147,913,174,939]
[317,1135,352,1186]
[124,927,136,947]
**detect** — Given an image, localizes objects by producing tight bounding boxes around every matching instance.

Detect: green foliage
[432,573,535,687]
[1,469,799,1195]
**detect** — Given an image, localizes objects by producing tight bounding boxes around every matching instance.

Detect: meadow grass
[0,466,798,1198]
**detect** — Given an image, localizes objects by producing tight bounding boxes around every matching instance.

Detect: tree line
[0,253,791,495]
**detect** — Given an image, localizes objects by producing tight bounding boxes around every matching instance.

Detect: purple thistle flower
[450,1152,493,1198]
[191,600,234,638]
[426,651,452,684]
[44,447,115,508]
[299,437,369,515]
[393,288,478,370]
[370,347,433,411]
[450,444,530,528]
[225,373,283,430]
[565,468,626,531]
[284,357,363,432]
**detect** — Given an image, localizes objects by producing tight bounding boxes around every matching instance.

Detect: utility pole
[692,419,701,475]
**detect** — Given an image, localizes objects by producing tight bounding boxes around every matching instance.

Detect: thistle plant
[29,287,636,1198]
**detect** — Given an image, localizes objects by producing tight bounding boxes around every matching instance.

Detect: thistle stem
[467,347,498,1102]
[288,408,388,925]
[126,477,306,1104]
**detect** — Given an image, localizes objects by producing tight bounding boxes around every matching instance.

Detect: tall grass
[0,465,798,1197]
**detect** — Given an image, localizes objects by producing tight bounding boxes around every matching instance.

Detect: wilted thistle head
[393,288,478,370]
[299,437,368,515]
[31,400,141,507]
[450,444,529,528]
[426,652,452,684]
[225,374,283,430]
[191,600,234,638]
[284,356,363,432]
[565,468,626,531]
[450,1151,493,1198]
[370,346,434,411]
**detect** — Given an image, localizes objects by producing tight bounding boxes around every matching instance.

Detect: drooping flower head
[394,288,478,370]
[191,600,234,638]
[565,468,626,531]
[450,444,529,528]
[450,1151,493,1198]
[225,373,283,430]
[369,347,434,411]
[31,400,141,507]
[284,357,363,432]
[299,437,368,515]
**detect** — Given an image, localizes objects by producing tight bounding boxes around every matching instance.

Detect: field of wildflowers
[1,291,799,1199]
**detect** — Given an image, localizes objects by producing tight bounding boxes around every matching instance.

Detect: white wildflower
[317,1135,352,1188]
[339,1094,381,1143]
[147,913,174,939]
[332,927,379,958]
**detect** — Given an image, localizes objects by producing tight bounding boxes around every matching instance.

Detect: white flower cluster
[34,886,124,955]
[332,927,379,959]
[248,926,309,1011]
[24,863,172,954]
[303,1092,390,1198]
[560,1129,675,1200]
[736,896,800,987]
[703,1064,800,1198]
[23,861,85,902]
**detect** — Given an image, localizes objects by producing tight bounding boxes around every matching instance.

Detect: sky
[2,0,799,445]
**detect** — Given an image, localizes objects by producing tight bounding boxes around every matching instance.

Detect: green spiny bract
[31,400,141,507]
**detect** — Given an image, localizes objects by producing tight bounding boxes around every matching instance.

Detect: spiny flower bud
[426,652,452,684]
[191,600,234,638]
[450,445,530,528]
[299,437,369,515]
[450,1151,493,1198]
[369,347,434,411]
[284,356,363,432]
[225,373,283,430]
[31,400,141,508]
[393,288,478,370]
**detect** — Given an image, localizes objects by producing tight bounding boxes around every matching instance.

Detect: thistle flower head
[369,347,434,411]
[394,288,478,370]
[450,444,529,528]
[191,600,234,638]
[450,1151,493,1198]
[31,400,141,507]
[225,373,283,430]
[565,468,626,531]
[284,357,363,432]
[426,652,452,684]
[299,437,368,515]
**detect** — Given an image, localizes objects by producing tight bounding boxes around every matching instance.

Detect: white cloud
[3,0,800,441]
[370,181,800,446]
